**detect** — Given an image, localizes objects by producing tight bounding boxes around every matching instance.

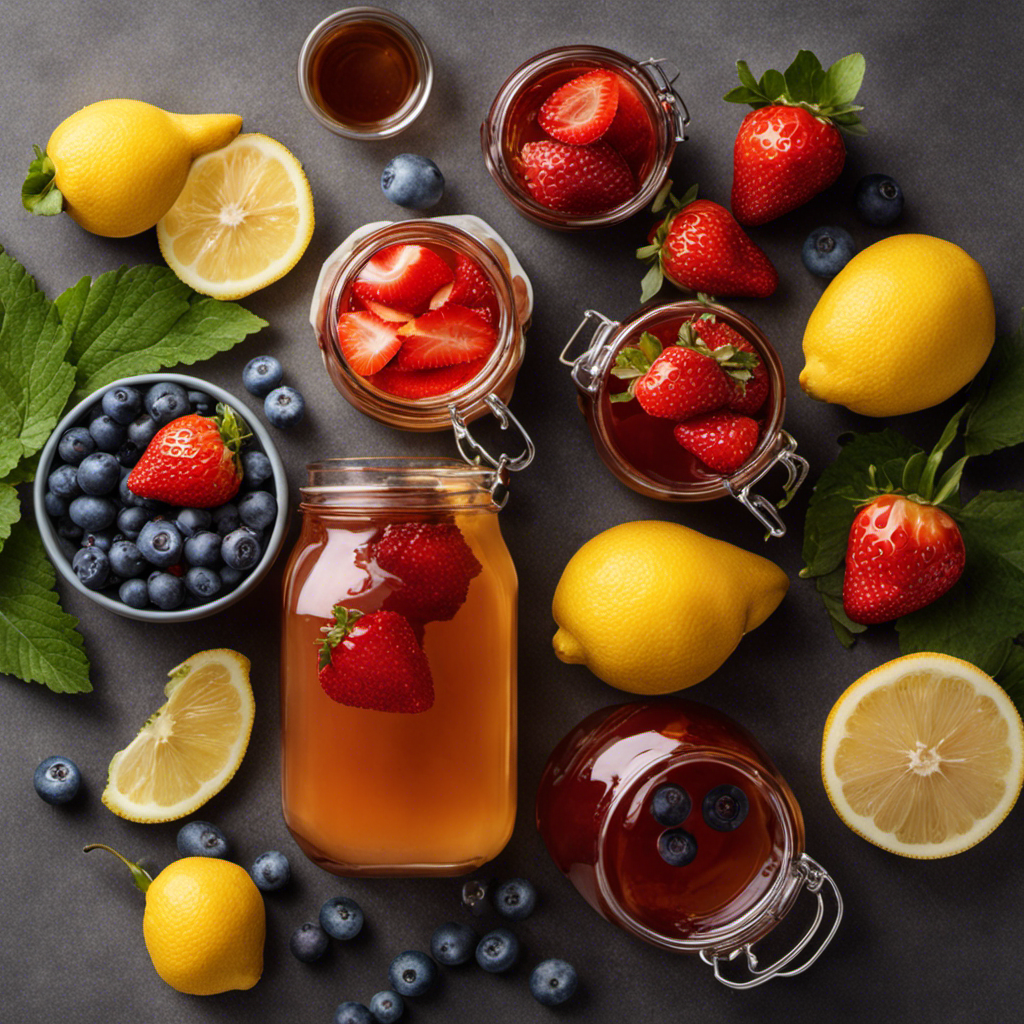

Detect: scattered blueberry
[530,959,578,1007]
[118,578,149,609]
[147,571,185,610]
[145,382,189,419]
[184,566,222,600]
[650,783,691,827]
[77,453,120,496]
[431,921,476,966]
[461,878,490,916]
[291,922,330,963]
[58,427,96,466]
[184,531,222,568]
[250,851,290,892]
[493,878,537,921]
[222,527,262,570]
[658,828,698,866]
[175,508,212,539]
[116,505,152,540]
[57,515,83,540]
[802,226,856,278]
[242,355,284,397]
[137,519,183,567]
[381,154,445,210]
[44,491,68,518]
[33,756,81,805]
[388,950,437,997]
[238,491,277,531]
[80,529,115,552]
[176,820,230,858]
[127,413,160,450]
[854,172,904,226]
[241,450,273,489]
[264,386,305,429]
[88,414,127,452]
[369,990,404,1024]
[188,389,215,415]
[72,546,110,590]
[703,784,749,831]
[212,503,241,536]
[69,496,118,532]
[333,1002,373,1024]
[476,928,520,973]
[320,896,364,941]
[101,385,143,425]
[48,464,82,500]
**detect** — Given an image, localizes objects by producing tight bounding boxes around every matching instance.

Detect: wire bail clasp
[560,309,620,394]
[724,431,810,538]
[638,58,690,142]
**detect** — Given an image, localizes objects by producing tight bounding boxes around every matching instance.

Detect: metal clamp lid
[559,309,621,394]
[638,58,690,142]
[725,431,810,538]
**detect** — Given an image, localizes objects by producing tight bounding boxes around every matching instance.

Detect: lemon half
[822,652,1024,858]
[102,648,254,822]
[157,132,314,299]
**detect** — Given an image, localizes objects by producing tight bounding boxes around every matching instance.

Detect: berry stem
[83,843,153,893]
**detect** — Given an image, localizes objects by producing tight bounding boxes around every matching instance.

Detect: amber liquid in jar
[310,20,417,127]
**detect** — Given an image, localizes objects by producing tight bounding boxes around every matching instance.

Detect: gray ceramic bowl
[33,372,289,622]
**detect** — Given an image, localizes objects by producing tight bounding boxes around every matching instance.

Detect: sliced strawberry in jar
[337,311,402,376]
[673,410,761,474]
[538,69,620,145]
[367,358,487,399]
[467,297,499,327]
[429,253,495,311]
[394,305,497,370]
[604,75,655,171]
[352,244,454,314]
[363,298,415,323]
[520,140,635,215]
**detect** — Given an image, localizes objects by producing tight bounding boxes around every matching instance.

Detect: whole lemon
[142,856,264,995]
[800,234,995,417]
[43,99,242,237]
[551,520,789,694]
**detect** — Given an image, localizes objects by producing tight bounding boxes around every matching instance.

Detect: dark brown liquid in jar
[310,21,417,126]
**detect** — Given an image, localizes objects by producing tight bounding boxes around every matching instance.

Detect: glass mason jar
[311,215,533,433]
[481,45,690,229]
[536,700,843,989]
[560,300,809,537]
[281,458,517,876]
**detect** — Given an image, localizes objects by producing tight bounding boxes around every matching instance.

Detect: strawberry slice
[468,296,499,327]
[673,410,761,474]
[538,69,620,145]
[352,244,454,314]
[394,305,497,370]
[363,298,415,322]
[604,75,655,171]
[429,253,495,310]
[520,140,635,215]
[367,358,487,399]
[336,311,402,376]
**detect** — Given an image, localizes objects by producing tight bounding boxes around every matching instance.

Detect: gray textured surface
[2,0,1023,1021]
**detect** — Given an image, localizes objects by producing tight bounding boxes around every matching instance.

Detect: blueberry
[118,473,163,512]
[44,491,68,517]
[380,154,445,210]
[658,828,698,866]
[475,928,520,973]
[145,382,189,419]
[118,578,149,609]
[116,506,152,540]
[333,1002,373,1024]
[77,452,120,496]
[33,756,82,805]
[290,922,330,963]
[127,413,160,450]
[69,496,117,532]
[264,386,305,429]
[176,820,230,858]
[72,546,110,590]
[88,414,127,453]
[242,355,284,397]
[368,990,404,1024]
[854,172,904,226]
[116,440,145,467]
[80,529,115,552]
[430,921,476,966]
[184,530,222,568]
[530,959,578,1007]
[150,391,190,427]
[388,950,436,997]
[703,784,749,831]
[802,226,856,278]
[101,385,143,425]
[319,896,364,941]
[58,427,96,466]
[137,519,183,567]
[188,389,215,415]
[57,515,83,540]
[212,503,241,536]
[147,571,185,610]
[219,565,246,588]
[250,850,290,892]
[222,527,262,570]
[241,450,273,489]
[461,878,490,916]
[238,491,277,531]
[48,464,82,500]
[175,508,212,539]
[493,878,537,920]
[108,540,147,579]
[184,566,222,600]
[650,783,691,827]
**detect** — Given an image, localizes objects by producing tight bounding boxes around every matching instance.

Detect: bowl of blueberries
[33,372,288,622]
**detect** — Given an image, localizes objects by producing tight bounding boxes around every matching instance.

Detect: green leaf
[639,262,664,303]
[830,112,868,136]
[735,60,761,94]
[722,86,766,106]
[58,265,266,401]
[815,567,867,647]
[21,146,64,216]
[994,643,1024,720]
[783,50,823,103]
[0,482,20,554]
[964,317,1024,456]
[0,522,91,693]
[823,53,866,107]
[759,69,787,102]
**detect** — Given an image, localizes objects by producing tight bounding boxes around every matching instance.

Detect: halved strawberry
[352,244,454,314]
[520,140,635,215]
[336,311,402,376]
[394,305,497,370]
[367,358,487,399]
[363,298,414,323]
[604,75,655,171]
[429,253,495,310]
[538,69,620,145]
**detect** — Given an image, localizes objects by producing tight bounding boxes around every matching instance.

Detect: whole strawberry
[674,410,761,474]
[725,50,866,226]
[843,494,966,625]
[317,605,434,713]
[637,183,777,302]
[126,405,247,508]
[688,312,769,415]
[519,139,635,215]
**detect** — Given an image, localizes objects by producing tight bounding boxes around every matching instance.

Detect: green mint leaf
[964,317,1024,456]
[58,265,267,401]
[823,53,866,107]
[759,69,787,102]
[0,482,20,555]
[782,50,823,104]
[0,522,91,693]
[0,452,40,486]
[815,567,867,647]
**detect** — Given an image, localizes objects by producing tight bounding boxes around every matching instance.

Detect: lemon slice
[822,652,1024,858]
[102,649,254,822]
[157,132,314,299]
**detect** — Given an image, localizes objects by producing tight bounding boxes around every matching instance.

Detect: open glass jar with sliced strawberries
[561,299,809,537]
[280,458,517,876]
[482,45,689,229]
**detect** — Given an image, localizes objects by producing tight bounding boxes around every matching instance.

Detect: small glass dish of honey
[297,7,433,139]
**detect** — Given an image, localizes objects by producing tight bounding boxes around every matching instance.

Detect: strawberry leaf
[639,262,664,303]
[735,60,763,95]
[783,50,823,103]
[815,566,867,647]
[964,316,1024,456]
[759,69,787,103]
[823,52,866,108]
